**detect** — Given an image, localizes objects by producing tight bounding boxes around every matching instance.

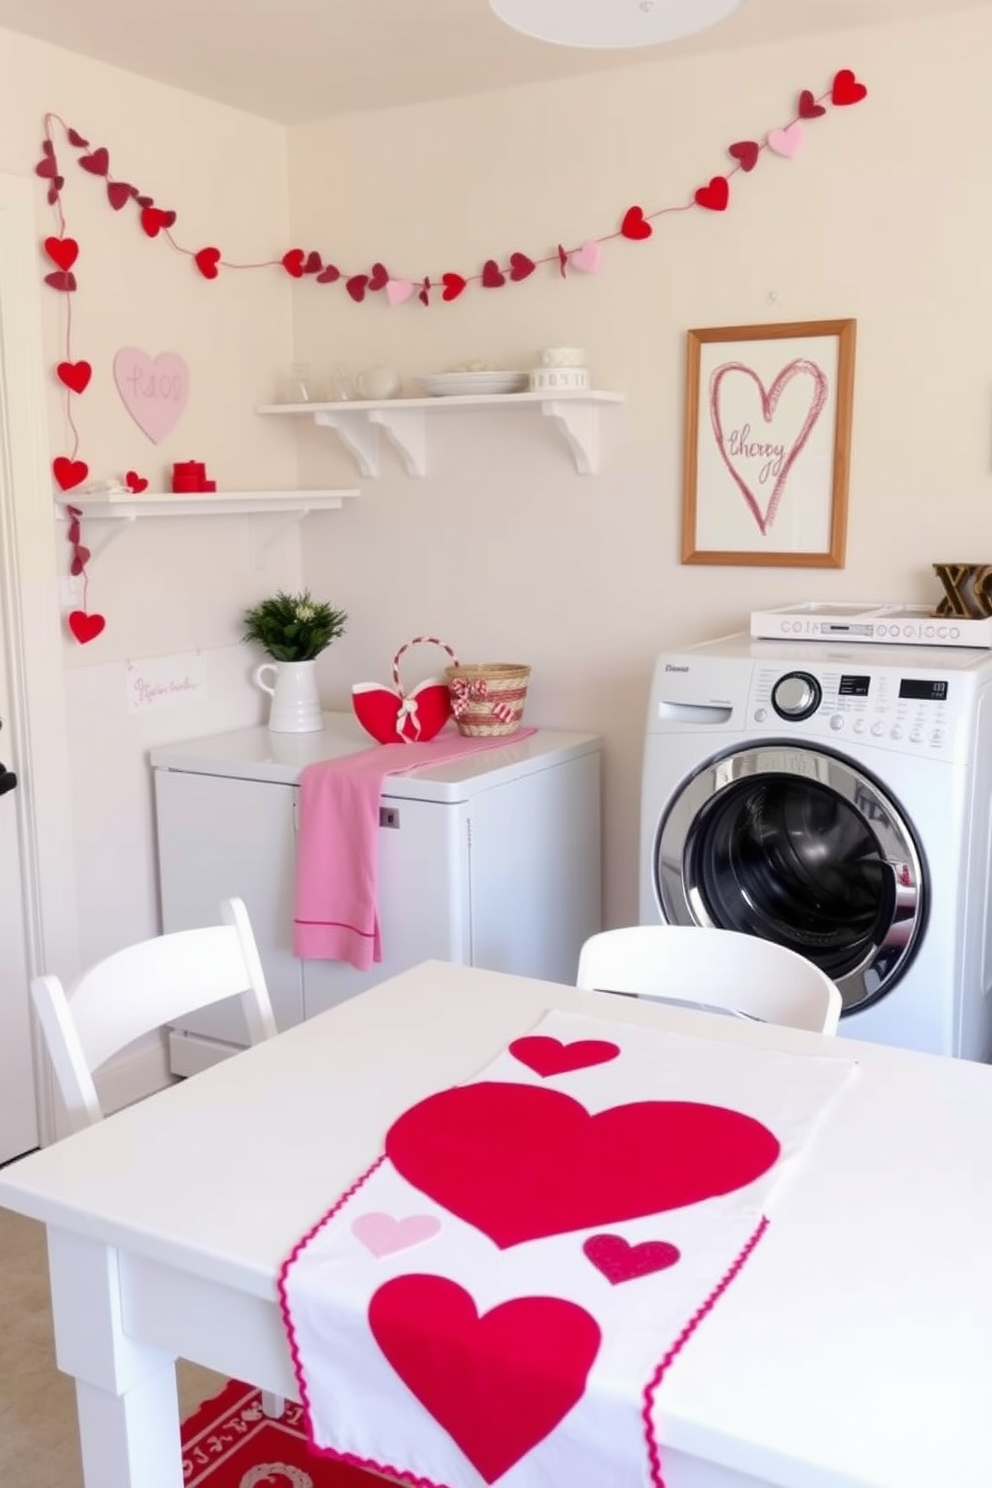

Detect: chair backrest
[31,897,277,1134]
[576,925,842,1035]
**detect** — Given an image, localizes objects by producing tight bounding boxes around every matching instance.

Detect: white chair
[31,896,284,1417]
[576,925,842,1035]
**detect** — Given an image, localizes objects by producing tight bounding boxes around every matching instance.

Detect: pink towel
[293,726,537,969]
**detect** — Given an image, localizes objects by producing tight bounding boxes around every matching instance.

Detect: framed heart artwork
[681,318,856,568]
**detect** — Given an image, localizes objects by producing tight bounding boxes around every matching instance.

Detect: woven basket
[445,663,531,738]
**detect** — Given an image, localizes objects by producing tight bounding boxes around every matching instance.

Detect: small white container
[539,347,586,368]
[529,366,591,393]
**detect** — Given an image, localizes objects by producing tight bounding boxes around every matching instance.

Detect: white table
[1,960,991,1488]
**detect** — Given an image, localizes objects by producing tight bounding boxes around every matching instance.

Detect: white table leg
[46,1226,183,1488]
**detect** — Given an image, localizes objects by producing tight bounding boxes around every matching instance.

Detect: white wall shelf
[55,489,359,563]
[256,391,625,478]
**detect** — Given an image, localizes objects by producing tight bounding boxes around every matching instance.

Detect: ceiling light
[489,0,745,50]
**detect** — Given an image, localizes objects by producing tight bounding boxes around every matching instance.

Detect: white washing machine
[640,632,992,1060]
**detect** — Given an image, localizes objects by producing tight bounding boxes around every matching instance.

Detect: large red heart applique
[831,68,868,106]
[386,1082,780,1249]
[709,357,829,536]
[44,236,78,271]
[695,175,730,212]
[352,679,452,745]
[620,205,652,241]
[68,610,106,644]
[140,205,176,238]
[369,1275,600,1484]
[52,456,88,491]
[509,1035,619,1077]
[56,360,92,394]
[194,246,221,279]
[282,248,306,278]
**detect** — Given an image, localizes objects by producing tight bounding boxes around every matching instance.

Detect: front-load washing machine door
[653,743,927,1015]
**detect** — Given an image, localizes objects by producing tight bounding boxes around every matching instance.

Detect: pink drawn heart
[570,239,603,274]
[351,1211,441,1257]
[508,1035,619,1078]
[583,1233,681,1284]
[386,1082,780,1249]
[709,357,829,536]
[369,1275,600,1484]
[385,278,414,306]
[112,347,189,444]
[767,123,805,159]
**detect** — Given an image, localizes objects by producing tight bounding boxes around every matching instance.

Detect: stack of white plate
[419,371,529,397]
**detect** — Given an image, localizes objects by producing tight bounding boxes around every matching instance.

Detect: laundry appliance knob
[771,671,822,721]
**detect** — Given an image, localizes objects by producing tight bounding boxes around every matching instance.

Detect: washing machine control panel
[752,664,960,756]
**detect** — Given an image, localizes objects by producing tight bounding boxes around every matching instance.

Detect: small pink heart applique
[352,1211,442,1258]
[583,1234,681,1284]
[767,123,805,159]
[386,278,414,306]
[570,239,603,274]
[509,1035,620,1078]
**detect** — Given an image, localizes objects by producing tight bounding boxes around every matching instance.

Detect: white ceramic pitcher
[254,659,324,734]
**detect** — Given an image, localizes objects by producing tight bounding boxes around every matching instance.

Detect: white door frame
[0,172,80,1147]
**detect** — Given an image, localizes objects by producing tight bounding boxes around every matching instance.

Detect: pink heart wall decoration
[113,347,190,444]
[767,123,805,159]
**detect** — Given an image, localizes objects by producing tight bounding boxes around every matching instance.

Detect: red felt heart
[695,175,730,212]
[316,264,340,283]
[831,68,868,106]
[135,195,154,209]
[369,1275,600,1485]
[194,247,221,280]
[798,89,826,120]
[68,610,105,644]
[125,471,149,493]
[346,274,369,303]
[47,179,64,205]
[35,155,58,180]
[140,206,175,238]
[369,261,389,291]
[387,1083,780,1249]
[509,1036,619,1078]
[79,147,109,175]
[67,128,89,148]
[41,139,55,158]
[282,248,305,278]
[57,360,92,394]
[106,180,136,210]
[44,235,78,271]
[52,456,88,491]
[441,272,467,302]
[303,250,322,274]
[69,547,91,576]
[44,271,77,293]
[728,140,760,173]
[418,277,431,306]
[481,259,506,288]
[509,251,535,282]
[583,1233,681,1284]
[352,679,452,745]
[620,205,652,241]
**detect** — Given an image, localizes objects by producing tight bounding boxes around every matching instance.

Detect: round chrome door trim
[653,742,928,1014]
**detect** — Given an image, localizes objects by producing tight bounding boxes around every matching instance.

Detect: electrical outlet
[59,576,83,609]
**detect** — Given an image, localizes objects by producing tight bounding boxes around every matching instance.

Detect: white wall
[286,9,992,924]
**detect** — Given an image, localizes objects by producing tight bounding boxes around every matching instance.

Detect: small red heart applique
[140,206,176,237]
[79,147,110,175]
[53,456,88,491]
[352,680,452,745]
[316,264,341,283]
[281,248,305,278]
[47,179,64,205]
[56,360,92,394]
[35,154,58,180]
[194,247,221,279]
[481,259,506,288]
[135,194,154,208]
[106,180,136,210]
[43,271,77,293]
[728,140,760,173]
[418,277,431,306]
[583,1234,681,1284]
[509,251,536,282]
[125,470,149,493]
[695,175,730,212]
[442,272,467,302]
[831,68,868,106]
[68,611,106,645]
[509,1036,620,1078]
[44,236,78,271]
[368,261,389,291]
[620,205,652,241]
[66,127,89,148]
[798,89,826,120]
[346,274,370,302]
[303,250,322,274]
[69,547,90,576]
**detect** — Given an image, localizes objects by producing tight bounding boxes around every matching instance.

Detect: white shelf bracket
[64,512,136,559]
[314,409,381,478]
[368,408,427,478]
[541,400,599,475]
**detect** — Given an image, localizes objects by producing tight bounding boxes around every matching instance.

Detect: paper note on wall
[126,652,207,715]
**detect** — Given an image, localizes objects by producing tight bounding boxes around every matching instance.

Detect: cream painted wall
[287,9,992,926]
[0,29,306,971]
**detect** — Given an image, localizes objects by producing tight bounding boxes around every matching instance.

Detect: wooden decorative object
[932,563,992,619]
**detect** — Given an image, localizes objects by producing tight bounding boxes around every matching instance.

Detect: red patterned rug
[181,1379,384,1487]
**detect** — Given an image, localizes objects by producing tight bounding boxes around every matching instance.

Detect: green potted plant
[243,590,348,734]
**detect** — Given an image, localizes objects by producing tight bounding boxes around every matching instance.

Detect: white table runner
[279,1009,856,1488]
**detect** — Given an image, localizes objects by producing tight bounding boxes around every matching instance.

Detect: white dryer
[640,632,992,1060]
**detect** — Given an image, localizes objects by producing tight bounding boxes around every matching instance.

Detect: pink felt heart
[112,347,189,445]
[352,679,452,745]
[709,357,829,536]
[386,1083,780,1249]
[351,1211,441,1257]
[57,360,92,394]
[570,239,603,274]
[583,1233,681,1284]
[369,1276,600,1485]
[620,206,652,241]
[68,610,105,644]
[509,1035,619,1078]
[767,123,805,159]
[386,278,414,306]
[728,140,760,173]
[694,176,730,212]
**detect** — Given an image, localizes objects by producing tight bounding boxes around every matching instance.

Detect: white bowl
[539,347,586,368]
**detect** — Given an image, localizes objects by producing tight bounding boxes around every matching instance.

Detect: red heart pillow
[352,678,452,745]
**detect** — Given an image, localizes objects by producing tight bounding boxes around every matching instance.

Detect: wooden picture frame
[681,318,856,567]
